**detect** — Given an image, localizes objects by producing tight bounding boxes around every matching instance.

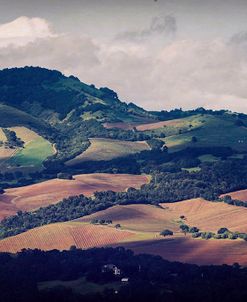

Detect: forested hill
[1,66,247,183]
[0,66,154,123]
[0,67,159,177]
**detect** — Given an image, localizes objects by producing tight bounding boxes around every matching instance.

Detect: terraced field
[66,138,150,165]
[0,173,149,219]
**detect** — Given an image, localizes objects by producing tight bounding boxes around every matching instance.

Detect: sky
[1,0,247,112]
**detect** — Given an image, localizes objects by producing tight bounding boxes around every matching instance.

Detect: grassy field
[0,128,6,142]
[7,137,53,168]
[66,138,150,165]
[198,154,220,163]
[0,148,16,165]
[182,167,201,173]
[137,114,204,133]
[39,277,121,295]
[163,115,247,152]
[0,173,149,219]
[2,198,247,265]
[0,127,54,170]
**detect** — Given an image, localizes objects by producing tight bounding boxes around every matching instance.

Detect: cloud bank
[0,16,54,47]
[1,16,247,113]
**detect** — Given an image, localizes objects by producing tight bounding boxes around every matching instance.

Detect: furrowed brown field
[2,198,247,265]
[136,119,187,131]
[66,138,150,165]
[0,173,149,219]
[118,237,247,266]
[159,198,247,233]
[103,119,184,131]
[221,190,247,202]
[78,204,174,232]
[80,198,247,233]
[0,222,136,253]
[103,122,137,130]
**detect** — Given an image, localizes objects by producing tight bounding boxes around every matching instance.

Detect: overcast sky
[1,0,247,112]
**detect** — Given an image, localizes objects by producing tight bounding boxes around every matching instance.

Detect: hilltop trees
[217,228,229,234]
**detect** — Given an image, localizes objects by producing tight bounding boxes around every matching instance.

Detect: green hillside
[163,114,247,152]
[0,104,48,130]
[0,67,155,124]
[1,67,247,185]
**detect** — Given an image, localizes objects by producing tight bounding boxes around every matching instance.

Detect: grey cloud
[116,15,177,42]
[0,34,100,73]
[150,15,177,35]
[1,17,247,113]
[230,31,247,45]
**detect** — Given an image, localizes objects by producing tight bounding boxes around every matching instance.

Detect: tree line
[2,157,247,238]
[1,247,247,302]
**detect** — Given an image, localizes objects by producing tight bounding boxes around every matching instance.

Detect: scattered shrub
[160,229,174,237]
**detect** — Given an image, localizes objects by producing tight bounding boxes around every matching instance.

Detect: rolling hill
[0,222,137,253]
[0,67,247,177]
[0,67,155,124]
[2,198,247,265]
[2,67,247,269]
[221,189,247,202]
[0,173,149,220]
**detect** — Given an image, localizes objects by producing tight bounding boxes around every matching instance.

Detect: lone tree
[180,224,189,235]
[160,229,173,237]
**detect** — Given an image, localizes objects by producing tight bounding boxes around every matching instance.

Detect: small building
[121,277,129,283]
[102,264,121,275]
